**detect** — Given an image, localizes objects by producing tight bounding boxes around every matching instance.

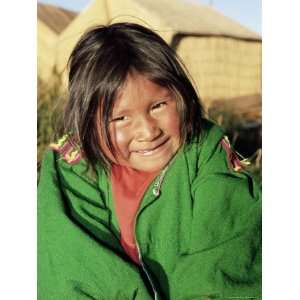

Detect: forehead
[113,73,171,112]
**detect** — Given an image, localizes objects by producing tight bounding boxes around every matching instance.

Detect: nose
[134,115,162,142]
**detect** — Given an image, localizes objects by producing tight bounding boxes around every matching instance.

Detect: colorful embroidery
[50,134,82,165]
[220,136,250,172]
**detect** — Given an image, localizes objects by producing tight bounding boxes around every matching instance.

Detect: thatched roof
[37,3,78,34]
[136,0,261,41]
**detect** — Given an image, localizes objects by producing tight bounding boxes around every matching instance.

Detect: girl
[38,23,261,300]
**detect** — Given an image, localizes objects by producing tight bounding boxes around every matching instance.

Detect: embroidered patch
[50,134,82,165]
[220,136,250,172]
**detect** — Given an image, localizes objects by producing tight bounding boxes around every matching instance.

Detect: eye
[151,101,167,111]
[110,115,129,123]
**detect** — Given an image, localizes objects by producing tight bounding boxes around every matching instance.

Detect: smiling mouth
[133,139,169,156]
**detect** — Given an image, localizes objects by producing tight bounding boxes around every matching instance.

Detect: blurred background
[37,0,262,183]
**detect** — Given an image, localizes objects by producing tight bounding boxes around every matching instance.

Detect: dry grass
[37,69,66,170]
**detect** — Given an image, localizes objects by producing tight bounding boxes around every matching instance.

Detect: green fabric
[38,119,261,300]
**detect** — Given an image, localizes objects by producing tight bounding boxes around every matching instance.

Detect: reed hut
[55,0,171,76]
[37,3,77,81]
[55,0,261,113]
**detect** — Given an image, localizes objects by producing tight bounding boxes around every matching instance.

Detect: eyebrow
[158,89,171,97]
[111,89,172,115]
[110,108,131,117]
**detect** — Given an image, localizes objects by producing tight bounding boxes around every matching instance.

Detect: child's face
[102,72,181,172]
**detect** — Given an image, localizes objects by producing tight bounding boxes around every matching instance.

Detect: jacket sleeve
[187,134,262,299]
[38,150,153,300]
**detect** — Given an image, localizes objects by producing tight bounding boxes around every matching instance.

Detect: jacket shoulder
[184,119,225,170]
[187,119,252,177]
[38,134,99,192]
[197,119,225,159]
[38,149,62,202]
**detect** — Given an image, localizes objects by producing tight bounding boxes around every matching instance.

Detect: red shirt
[111,164,158,264]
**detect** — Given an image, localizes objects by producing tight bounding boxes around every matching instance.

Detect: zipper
[152,166,169,197]
[136,240,158,299]
[134,199,159,299]
[133,163,172,300]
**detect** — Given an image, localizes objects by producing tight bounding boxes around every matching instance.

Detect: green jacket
[38,120,261,300]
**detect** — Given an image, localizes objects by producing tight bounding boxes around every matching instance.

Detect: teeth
[134,140,167,156]
[137,150,154,156]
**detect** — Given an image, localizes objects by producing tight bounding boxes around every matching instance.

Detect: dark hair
[62,22,204,171]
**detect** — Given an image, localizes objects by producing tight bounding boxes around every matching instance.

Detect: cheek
[98,126,130,163]
[163,109,181,137]
[109,125,132,157]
